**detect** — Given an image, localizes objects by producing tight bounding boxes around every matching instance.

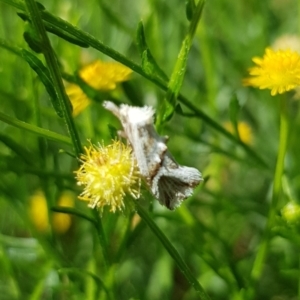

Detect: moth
[103,101,203,210]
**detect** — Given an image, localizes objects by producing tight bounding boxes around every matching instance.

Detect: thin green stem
[177,95,268,168]
[135,201,211,300]
[93,210,110,270]
[251,95,289,289]
[0,111,72,145]
[23,0,82,157]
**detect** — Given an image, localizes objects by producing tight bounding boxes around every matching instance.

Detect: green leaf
[20,49,64,118]
[23,21,43,53]
[136,21,168,81]
[18,12,90,48]
[156,0,205,128]
[229,94,240,139]
[186,0,196,21]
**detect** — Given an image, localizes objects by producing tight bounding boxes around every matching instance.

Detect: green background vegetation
[1,0,300,299]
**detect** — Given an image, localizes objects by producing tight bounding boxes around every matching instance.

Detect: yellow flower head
[29,190,49,232]
[65,84,91,117]
[75,140,141,213]
[224,121,253,145]
[79,60,132,91]
[243,48,300,96]
[66,60,132,116]
[52,192,74,234]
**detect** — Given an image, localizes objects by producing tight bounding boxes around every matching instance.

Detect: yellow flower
[65,84,91,117]
[52,192,74,234]
[243,48,300,96]
[224,121,253,145]
[75,140,141,213]
[79,60,132,91]
[66,60,132,116]
[29,190,49,232]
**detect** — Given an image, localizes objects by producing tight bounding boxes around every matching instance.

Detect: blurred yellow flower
[29,190,75,234]
[75,140,141,213]
[66,60,132,116]
[52,192,74,234]
[29,190,49,232]
[65,84,91,117]
[224,121,253,145]
[79,60,132,91]
[243,48,300,96]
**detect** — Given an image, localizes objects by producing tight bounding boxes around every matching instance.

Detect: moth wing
[151,153,202,210]
[118,105,167,179]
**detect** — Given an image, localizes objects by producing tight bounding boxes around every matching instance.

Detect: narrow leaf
[21,49,63,117]
[18,12,89,48]
[136,21,168,81]
[0,111,72,145]
[186,0,196,21]
[156,0,206,127]
[23,21,43,53]
[229,94,240,139]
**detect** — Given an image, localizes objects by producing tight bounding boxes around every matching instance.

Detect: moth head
[119,104,155,125]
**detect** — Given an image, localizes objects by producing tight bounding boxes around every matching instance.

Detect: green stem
[23,0,82,157]
[93,210,110,270]
[135,201,211,300]
[0,111,72,145]
[251,95,289,288]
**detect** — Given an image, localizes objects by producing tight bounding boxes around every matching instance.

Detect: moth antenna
[103,100,121,118]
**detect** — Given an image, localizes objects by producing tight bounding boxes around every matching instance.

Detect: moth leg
[162,135,169,143]
[117,130,128,139]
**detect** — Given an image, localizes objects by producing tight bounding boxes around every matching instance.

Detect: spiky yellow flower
[79,60,132,91]
[75,140,141,213]
[224,121,253,145]
[65,84,91,117]
[243,48,300,96]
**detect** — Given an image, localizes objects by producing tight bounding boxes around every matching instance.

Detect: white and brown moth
[103,101,203,210]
